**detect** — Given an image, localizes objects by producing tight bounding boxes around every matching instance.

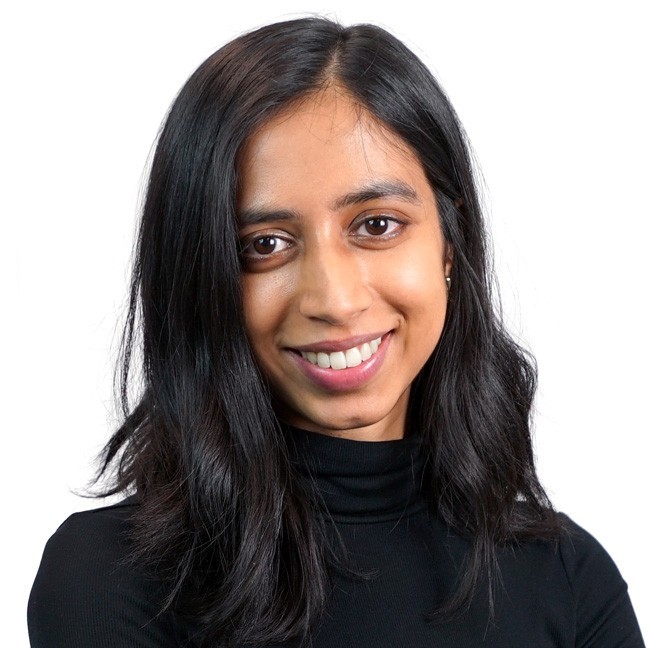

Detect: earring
[445,276,451,291]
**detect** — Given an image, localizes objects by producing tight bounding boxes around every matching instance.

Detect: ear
[444,242,454,278]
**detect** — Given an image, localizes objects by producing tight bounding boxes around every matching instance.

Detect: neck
[300,422,405,442]
[284,423,427,522]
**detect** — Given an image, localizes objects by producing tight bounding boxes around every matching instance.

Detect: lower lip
[288,332,392,392]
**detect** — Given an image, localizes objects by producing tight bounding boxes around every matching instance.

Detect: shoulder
[490,512,644,646]
[555,513,644,647]
[557,513,622,581]
[28,496,178,648]
[30,497,141,601]
[40,496,137,556]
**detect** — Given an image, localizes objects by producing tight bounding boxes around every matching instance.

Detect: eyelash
[352,215,404,239]
[239,234,294,260]
[239,214,406,262]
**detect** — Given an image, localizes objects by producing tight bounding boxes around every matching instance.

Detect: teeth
[345,347,362,368]
[317,352,331,368]
[330,351,346,370]
[300,336,383,370]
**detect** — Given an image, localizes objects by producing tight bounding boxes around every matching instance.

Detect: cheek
[378,246,448,318]
[241,275,272,349]
[241,271,293,351]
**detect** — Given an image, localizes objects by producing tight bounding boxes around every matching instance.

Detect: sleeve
[559,515,645,648]
[27,504,178,648]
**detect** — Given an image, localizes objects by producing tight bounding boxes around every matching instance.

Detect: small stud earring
[445,276,451,290]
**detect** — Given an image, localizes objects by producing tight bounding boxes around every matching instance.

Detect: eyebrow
[331,179,421,210]
[237,179,421,228]
[236,207,297,228]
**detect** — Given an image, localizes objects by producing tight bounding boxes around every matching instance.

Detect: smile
[299,336,382,370]
[289,332,392,392]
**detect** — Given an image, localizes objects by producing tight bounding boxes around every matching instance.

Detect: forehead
[236,88,431,211]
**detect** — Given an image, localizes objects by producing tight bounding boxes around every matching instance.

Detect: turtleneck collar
[284,425,428,524]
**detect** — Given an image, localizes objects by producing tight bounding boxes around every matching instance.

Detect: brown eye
[253,236,279,255]
[364,218,389,235]
[354,216,403,238]
[240,234,292,261]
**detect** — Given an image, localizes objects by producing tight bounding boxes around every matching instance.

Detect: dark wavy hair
[99,16,561,646]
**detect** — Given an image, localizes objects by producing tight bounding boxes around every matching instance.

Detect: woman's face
[237,89,451,441]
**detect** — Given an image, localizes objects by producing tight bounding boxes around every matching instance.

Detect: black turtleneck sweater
[28,428,645,647]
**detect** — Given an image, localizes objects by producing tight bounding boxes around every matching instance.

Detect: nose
[297,244,373,325]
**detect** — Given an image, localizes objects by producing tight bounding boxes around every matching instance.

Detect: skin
[237,88,451,441]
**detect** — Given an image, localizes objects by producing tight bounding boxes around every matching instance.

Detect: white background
[2,1,646,645]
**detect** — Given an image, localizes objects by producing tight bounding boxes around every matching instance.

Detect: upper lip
[289,331,390,353]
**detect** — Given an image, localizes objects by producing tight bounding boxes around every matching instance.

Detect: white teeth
[300,335,384,370]
[345,347,362,367]
[317,352,331,368]
[329,351,346,370]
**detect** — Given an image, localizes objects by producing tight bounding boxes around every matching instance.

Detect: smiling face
[237,89,451,441]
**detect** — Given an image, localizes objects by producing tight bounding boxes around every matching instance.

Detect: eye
[252,236,287,255]
[240,233,293,260]
[353,215,404,238]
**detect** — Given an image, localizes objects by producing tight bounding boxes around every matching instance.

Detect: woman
[28,16,644,647]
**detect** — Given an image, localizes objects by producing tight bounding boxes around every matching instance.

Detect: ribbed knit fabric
[28,426,645,647]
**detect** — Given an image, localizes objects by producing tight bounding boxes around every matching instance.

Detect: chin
[277,397,408,441]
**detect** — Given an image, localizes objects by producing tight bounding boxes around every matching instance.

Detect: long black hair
[99,16,561,645]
